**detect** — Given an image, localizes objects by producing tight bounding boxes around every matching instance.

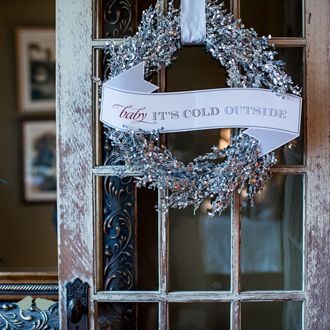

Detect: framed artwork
[22,120,56,202]
[16,28,55,113]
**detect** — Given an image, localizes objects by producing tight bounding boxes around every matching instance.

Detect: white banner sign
[101,63,302,156]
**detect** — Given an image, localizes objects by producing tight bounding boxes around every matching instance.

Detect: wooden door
[57,0,330,329]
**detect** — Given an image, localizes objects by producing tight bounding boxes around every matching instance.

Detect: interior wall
[0,0,57,272]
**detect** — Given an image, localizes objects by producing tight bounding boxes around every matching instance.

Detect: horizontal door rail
[93,165,307,176]
[93,290,305,303]
[270,37,307,46]
[92,166,142,176]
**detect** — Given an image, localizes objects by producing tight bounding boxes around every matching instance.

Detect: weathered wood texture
[56,0,94,328]
[305,0,330,328]
[94,290,305,303]
[231,193,241,330]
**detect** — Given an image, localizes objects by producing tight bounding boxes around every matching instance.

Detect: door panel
[57,0,330,329]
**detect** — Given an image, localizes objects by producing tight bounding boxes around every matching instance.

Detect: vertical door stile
[304,0,330,328]
[57,0,95,328]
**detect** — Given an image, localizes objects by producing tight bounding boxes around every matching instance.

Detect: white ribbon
[181,0,206,44]
[101,63,302,156]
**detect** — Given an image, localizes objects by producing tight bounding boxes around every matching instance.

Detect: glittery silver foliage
[105,128,276,216]
[102,0,300,216]
[104,1,181,77]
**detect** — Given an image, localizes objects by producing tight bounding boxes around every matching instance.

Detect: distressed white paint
[305,0,330,328]
[56,0,95,328]
[93,290,305,302]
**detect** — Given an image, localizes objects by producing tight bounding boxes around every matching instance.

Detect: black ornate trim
[0,300,59,329]
[0,283,58,296]
[101,176,136,329]
[101,6,138,328]
[103,176,136,291]
[103,0,136,38]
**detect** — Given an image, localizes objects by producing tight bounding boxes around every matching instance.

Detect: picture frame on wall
[22,120,56,202]
[16,28,55,113]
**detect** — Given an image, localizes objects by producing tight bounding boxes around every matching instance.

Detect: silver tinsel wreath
[102,1,301,216]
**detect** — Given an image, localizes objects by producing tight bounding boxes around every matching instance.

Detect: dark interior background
[0,0,57,272]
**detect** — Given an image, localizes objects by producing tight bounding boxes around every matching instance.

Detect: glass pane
[98,302,158,329]
[0,2,57,272]
[100,0,157,38]
[242,302,303,330]
[103,177,158,291]
[136,186,158,290]
[275,48,304,165]
[166,46,228,162]
[170,303,230,330]
[277,48,304,88]
[100,45,158,165]
[241,175,303,291]
[223,0,230,12]
[240,0,303,37]
[169,205,231,291]
[166,47,227,92]
[167,128,230,164]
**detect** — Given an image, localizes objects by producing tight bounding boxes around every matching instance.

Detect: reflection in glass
[241,175,303,291]
[103,177,158,291]
[241,0,303,37]
[98,302,158,330]
[169,204,231,291]
[170,303,230,330]
[275,48,304,165]
[242,302,303,330]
